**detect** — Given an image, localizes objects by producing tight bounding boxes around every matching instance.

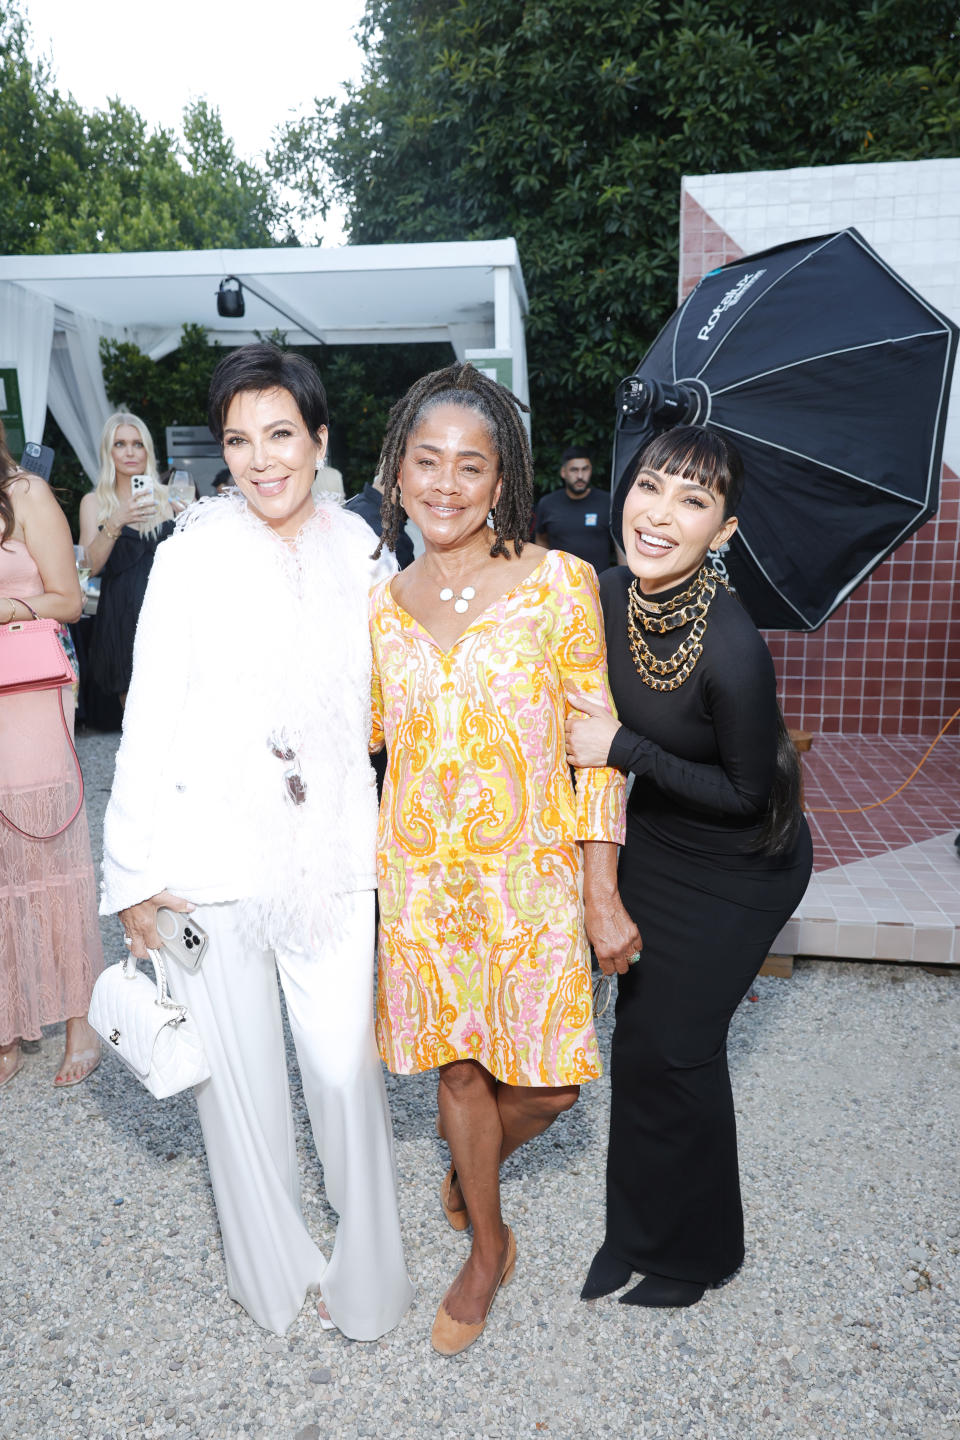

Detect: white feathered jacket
[100,495,396,948]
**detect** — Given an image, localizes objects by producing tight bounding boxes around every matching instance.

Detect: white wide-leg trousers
[163,893,413,1339]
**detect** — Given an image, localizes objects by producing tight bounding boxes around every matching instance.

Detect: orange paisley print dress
[371,550,627,1087]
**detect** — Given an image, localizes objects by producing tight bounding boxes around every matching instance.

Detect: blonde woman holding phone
[78,413,175,705]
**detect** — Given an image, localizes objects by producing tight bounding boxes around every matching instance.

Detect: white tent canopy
[0,238,529,480]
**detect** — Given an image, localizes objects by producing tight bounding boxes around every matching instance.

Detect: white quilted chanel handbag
[88,949,211,1098]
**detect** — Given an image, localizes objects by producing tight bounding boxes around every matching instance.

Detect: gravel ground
[2,731,958,1440]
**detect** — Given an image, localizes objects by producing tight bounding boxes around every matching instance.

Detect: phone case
[131,474,154,497]
[155,908,209,972]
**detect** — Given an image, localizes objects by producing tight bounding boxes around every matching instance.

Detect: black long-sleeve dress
[89,521,174,696]
[598,565,813,1286]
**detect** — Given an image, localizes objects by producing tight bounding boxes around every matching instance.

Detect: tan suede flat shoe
[431,1227,516,1356]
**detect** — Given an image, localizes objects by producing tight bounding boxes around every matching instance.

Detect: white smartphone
[131,473,154,500]
[156,908,208,972]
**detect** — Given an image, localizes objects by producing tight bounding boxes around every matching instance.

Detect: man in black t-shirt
[344,474,415,568]
[533,446,612,573]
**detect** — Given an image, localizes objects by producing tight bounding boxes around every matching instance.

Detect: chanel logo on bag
[109,1028,121,1045]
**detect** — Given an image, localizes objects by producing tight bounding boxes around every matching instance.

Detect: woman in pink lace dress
[0,424,104,1086]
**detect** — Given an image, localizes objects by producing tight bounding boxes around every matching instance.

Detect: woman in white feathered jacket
[99,344,413,1341]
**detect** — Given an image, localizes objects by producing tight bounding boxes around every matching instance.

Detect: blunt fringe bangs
[207,344,329,443]
[635,425,745,518]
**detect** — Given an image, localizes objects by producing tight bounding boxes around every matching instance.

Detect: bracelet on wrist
[100,522,121,541]
[3,597,17,624]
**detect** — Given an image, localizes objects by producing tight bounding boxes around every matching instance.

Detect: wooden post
[788,728,813,809]
[759,953,795,978]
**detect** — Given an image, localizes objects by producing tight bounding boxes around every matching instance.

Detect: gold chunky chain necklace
[627,566,728,692]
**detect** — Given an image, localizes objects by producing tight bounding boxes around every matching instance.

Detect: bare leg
[438,1060,505,1322]
[445,1077,579,1211]
[498,1082,579,1163]
[438,1060,578,1323]
[54,1015,101,1087]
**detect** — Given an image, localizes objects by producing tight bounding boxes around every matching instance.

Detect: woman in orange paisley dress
[369,363,642,1355]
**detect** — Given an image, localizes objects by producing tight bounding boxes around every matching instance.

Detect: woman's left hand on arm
[582,841,642,976]
[565,696,621,769]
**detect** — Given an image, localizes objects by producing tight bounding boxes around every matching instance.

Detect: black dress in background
[598,565,813,1287]
[89,521,174,697]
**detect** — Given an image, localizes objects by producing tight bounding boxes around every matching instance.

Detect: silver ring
[627,950,642,966]
[122,934,133,948]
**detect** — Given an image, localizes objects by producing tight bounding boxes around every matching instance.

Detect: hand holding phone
[156,907,209,972]
[118,473,158,528]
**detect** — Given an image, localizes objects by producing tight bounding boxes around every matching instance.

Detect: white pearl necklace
[439,584,476,615]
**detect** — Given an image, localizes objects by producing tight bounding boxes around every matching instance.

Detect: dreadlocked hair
[374,362,533,560]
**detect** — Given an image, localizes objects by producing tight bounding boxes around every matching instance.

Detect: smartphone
[156,908,209,972]
[131,473,154,499]
[21,442,55,482]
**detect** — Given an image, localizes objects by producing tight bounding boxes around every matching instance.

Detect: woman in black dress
[565,425,812,1308]
[78,413,175,704]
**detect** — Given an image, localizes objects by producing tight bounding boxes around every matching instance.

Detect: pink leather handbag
[0,597,84,839]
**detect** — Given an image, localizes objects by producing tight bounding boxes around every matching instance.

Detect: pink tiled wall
[764,472,960,736]
[678,188,960,737]
[679,195,743,299]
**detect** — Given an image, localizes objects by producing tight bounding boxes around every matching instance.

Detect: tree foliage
[273,0,960,484]
[318,343,455,484]
[1,0,290,527]
[0,2,282,255]
[100,325,222,447]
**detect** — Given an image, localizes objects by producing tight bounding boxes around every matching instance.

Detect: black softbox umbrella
[610,229,958,630]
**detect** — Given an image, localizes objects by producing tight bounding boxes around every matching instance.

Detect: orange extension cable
[807,707,960,816]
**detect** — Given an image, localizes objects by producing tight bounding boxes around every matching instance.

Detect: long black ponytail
[754,706,803,856]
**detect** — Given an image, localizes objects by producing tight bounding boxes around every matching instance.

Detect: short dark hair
[632,425,744,518]
[207,344,328,443]
[376,362,533,559]
[560,446,592,465]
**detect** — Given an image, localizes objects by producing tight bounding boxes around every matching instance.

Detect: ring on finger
[627,950,642,965]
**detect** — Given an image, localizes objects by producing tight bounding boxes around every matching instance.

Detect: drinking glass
[74,544,90,587]
[168,470,196,510]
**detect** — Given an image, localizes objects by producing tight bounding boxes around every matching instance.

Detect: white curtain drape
[0,281,55,446]
[47,311,128,482]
